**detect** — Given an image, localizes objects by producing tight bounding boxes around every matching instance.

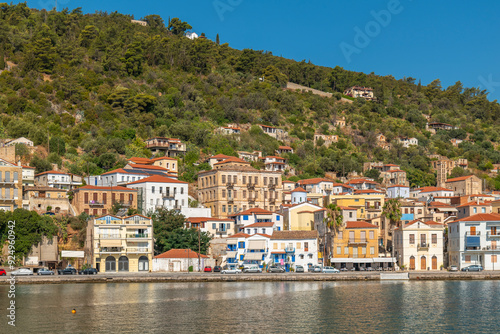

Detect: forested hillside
[1,3,500,188]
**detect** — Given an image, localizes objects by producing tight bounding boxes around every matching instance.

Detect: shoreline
[2,271,500,284]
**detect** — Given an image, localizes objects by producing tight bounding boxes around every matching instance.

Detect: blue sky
[12,0,500,101]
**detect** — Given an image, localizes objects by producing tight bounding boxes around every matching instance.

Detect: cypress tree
[216,33,220,45]
[0,45,5,70]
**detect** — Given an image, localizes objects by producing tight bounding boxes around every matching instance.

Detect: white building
[126,175,189,214]
[394,219,444,270]
[21,165,35,187]
[297,178,336,195]
[387,185,410,199]
[410,187,454,201]
[291,187,308,205]
[448,213,500,270]
[243,222,276,236]
[185,31,199,40]
[232,207,284,231]
[264,156,289,172]
[5,137,33,147]
[185,217,236,238]
[153,249,208,272]
[34,170,83,190]
[269,230,319,269]
[86,168,150,187]
[397,137,418,148]
[226,232,271,268]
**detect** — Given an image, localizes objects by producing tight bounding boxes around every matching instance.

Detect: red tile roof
[446,175,475,182]
[155,249,208,259]
[35,170,70,176]
[387,184,409,188]
[101,168,149,176]
[416,187,453,193]
[353,189,385,194]
[128,157,151,164]
[21,165,36,169]
[348,178,377,184]
[278,146,293,150]
[346,221,378,229]
[292,187,307,193]
[455,213,500,222]
[127,164,170,171]
[210,154,232,159]
[234,207,274,216]
[213,157,250,165]
[187,217,233,223]
[297,178,333,185]
[282,180,295,183]
[397,219,444,229]
[227,232,251,238]
[75,185,135,192]
[150,156,177,162]
[457,201,491,208]
[127,175,188,185]
[265,156,286,160]
[244,222,275,228]
[339,206,357,210]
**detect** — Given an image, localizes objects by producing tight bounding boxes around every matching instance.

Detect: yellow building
[331,221,386,270]
[280,202,324,231]
[87,214,153,273]
[326,193,385,219]
[0,158,23,211]
[197,158,282,218]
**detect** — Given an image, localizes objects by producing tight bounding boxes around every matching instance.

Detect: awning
[373,257,397,263]
[227,239,238,245]
[100,240,122,247]
[226,251,237,258]
[248,240,266,250]
[466,236,480,248]
[244,253,264,260]
[61,251,84,258]
[436,207,457,212]
[330,257,396,263]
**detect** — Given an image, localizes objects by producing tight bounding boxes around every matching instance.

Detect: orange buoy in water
[72,309,76,314]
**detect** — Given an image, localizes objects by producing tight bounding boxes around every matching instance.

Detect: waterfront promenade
[3,271,500,284]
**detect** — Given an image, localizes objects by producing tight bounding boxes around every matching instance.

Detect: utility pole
[198,228,201,272]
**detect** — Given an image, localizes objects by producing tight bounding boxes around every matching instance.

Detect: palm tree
[324,203,343,266]
[382,199,402,258]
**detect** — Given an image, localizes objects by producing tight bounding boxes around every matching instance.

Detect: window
[349,212,353,218]
[493,255,497,263]
[238,241,245,248]
[181,188,184,194]
[296,242,301,249]
[84,193,89,204]
[370,246,375,255]
[254,176,258,184]
[152,186,155,194]
[264,177,267,185]
[360,231,366,242]
[103,193,107,204]
[349,231,355,243]
[304,242,309,251]
[222,205,226,213]
[409,234,415,244]
[243,190,247,198]
[470,226,476,236]
[243,176,247,184]
[362,247,366,255]
[369,231,374,239]
[344,247,349,255]
[222,190,226,198]
[338,231,343,239]
[240,255,244,261]
[281,243,285,249]
[212,223,216,229]
[228,206,232,213]
[432,234,437,244]
[337,246,341,254]
[222,175,226,183]
[473,207,477,214]
[273,243,277,249]
[465,255,471,263]
[482,207,486,213]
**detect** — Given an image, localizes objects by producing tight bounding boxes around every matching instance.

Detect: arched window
[118,256,129,272]
[105,256,116,272]
[138,256,149,271]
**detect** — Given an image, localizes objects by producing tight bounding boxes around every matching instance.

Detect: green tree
[382,199,402,257]
[364,168,381,183]
[152,209,188,254]
[324,203,343,266]
[0,43,4,70]
[144,14,165,30]
[216,33,220,45]
[168,18,192,35]
[49,136,66,155]
[262,65,288,86]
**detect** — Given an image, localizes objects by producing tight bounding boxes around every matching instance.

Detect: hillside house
[343,86,376,101]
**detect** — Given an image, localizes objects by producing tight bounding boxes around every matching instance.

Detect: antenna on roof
[427,194,434,204]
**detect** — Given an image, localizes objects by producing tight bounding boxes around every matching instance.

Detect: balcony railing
[99,234,121,239]
[162,192,176,198]
[228,197,234,204]
[247,183,255,190]
[285,246,295,253]
[465,231,481,236]
[0,197,16,202]
[126,247,149,253]
[348,239,367,245]
[126,233,149,238]
[248,197,256,203]
[226,182,234,188]
[417,242,429,250]
[268,183,276,189]
[99,247,122,253]
[0,180,16,184]
[89,201,105,207]
[487,232,500,238]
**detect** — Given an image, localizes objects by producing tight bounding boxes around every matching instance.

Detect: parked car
[312,265,322,273]
[37,268,55,275]
[322,266,340,273]
[243,265,262,273]
[461,265,483,272]
[213,266,222,273]
[267,266,285,273]
[11,268,34,276]
[366,267,375,271]
[221,267,242,274]
[204,266,212,272]
[58,268,78,275]
[340,267,349,272]
[0,269,6,276]
[295,265,305,273]
[79,268,98,275]
[448,265,459,272]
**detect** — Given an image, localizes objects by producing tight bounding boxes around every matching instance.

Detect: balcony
[285,246,295,253]
[0,197,16,202]
[99,234,121,239]
[0,179,16,185]
[247,183,255,190]
[89,201,105,207]
[269,198,276,204]
[348,239,367,246]
[162,192,176,199]
[99,247,122,253]
[248,197,256,203]
[126,247,150,253]
[487,232,500,238]
[228,197,234,204]
[465,232,481,250]
[268,183,276,189]
[126,233,149,239]
[226,182,234,188]
[417,242,429,250]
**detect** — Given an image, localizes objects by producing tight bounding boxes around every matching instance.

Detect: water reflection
[1,281,500,333]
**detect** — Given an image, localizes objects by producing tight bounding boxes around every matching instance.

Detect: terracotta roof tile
[154,249,208,259]
[456,213,500,222]
[446,175,474,182]
[271,230,318,240]
[346,221,378,229]
[127,175,188,185]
